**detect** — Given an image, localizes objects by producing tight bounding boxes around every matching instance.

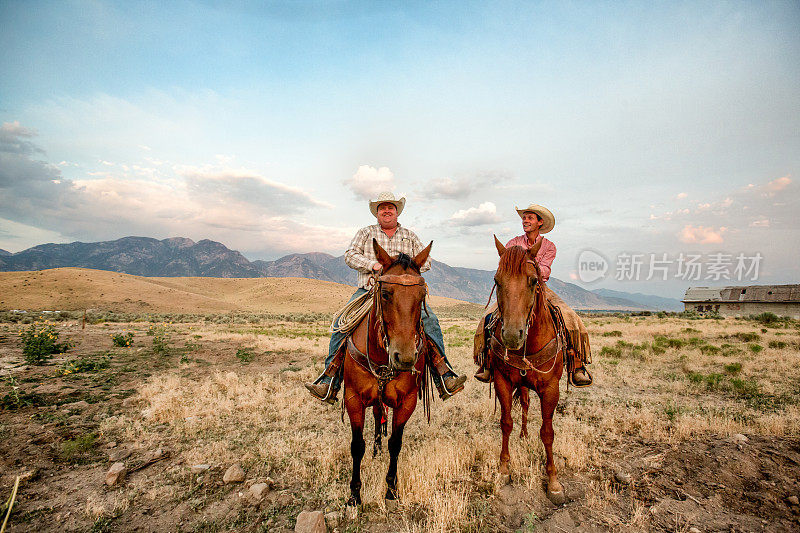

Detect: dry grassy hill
[0,267,478,314]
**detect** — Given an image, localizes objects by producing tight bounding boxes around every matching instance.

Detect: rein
[363,272,427,393]
[492,259,560,375]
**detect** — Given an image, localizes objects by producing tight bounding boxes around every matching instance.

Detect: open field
[0,268,476,315]
[1,274,799,531]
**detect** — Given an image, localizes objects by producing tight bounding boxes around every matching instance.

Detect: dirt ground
[1,311,799,532]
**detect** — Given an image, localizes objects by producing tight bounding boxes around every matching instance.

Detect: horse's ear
[413,241,433,269]
[373,238,393,269]
[494,235,506,257]
[528,237,542,258]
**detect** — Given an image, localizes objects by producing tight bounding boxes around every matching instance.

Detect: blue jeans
[325,288,450,385]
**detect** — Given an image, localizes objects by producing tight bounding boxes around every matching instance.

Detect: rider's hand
[372,262,382,272]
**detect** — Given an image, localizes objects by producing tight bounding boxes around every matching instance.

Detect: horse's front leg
[494,371,514,478]
[372,402,383,457]
[385,391,417,505]
[519,386,530,439]
[537,379,565,505]
[345,392,367,506]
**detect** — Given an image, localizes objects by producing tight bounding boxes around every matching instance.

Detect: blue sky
[1,1,798,297]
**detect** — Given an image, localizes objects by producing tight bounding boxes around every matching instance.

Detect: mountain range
[0,236,681,310]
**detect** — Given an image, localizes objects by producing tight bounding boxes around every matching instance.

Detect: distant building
[682,284,800,318]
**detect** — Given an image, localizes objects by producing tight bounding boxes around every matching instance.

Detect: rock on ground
[105,462,127,486]
[249,483,270,501]
[190,464,210,474]
[295,510,326,533]
[223,464,246,484]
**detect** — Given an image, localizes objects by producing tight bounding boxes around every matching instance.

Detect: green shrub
[58,353,112,376]
[600,345,622,358]
[149,324,170,356]
[235,348,254,363]
[602,330,623,337]
[769,340,788,349]
[750,312,780,325]
[18,321,71,364]
[749,344,763,353]
[60,432,97,463]
[730,377,759,398]
[724,362,742,374]
[734,332,760,342]
[111,331,134,347]
[699,344,721,355]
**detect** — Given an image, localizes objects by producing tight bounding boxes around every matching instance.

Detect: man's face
[377,202,398,228]
[521,211,542,233]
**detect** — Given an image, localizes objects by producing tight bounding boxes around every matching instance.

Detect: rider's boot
[474,361,492,383]
[304,349,344,404]
[429,345,467,399]
[568,348,592,387]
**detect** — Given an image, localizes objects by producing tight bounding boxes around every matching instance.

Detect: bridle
[366,271,427,386]
[488,258,553,375]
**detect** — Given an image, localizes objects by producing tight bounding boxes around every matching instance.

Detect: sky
[1,0,798,298]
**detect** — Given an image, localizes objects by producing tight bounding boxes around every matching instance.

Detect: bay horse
[342,238,432,507]
[488,235,566,505]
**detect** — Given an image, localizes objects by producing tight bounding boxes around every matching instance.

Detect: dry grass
[2,279,797,532]
[90,312,800,531]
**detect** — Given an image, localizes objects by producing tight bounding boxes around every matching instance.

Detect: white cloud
[676,192,688,199]
[448,202,502,226]
[342,165,395,200]
[0,122,342,256]
[749,218,770,227]
[678,224,726,244]
[423,176,472,200]
[766,175,791,194]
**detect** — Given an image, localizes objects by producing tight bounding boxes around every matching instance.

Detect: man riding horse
[305,192,467,402]
[474,203,593,387]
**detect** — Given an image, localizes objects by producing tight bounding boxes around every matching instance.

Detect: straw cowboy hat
[515,203,555,234]
[370,191,406,217]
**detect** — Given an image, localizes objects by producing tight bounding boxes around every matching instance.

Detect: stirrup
[437,374,466,400]
[474,369,492,383]
[305,376,340,404]
[568,367,593,388]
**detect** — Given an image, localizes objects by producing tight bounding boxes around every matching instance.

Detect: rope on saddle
[329,287,375,334]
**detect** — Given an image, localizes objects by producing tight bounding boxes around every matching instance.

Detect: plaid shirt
[345,223,431,288]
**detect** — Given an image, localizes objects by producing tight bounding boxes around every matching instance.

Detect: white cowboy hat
[369,191,406,217]
[515,203,555,233]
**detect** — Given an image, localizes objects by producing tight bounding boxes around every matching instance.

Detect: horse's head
[373,238,432,371]
[493,235,542,350]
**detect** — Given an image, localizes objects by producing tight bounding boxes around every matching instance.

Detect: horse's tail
[512,386,530,411]
[512,387,522,409]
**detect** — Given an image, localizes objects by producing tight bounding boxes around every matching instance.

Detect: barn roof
[682,284,800,303]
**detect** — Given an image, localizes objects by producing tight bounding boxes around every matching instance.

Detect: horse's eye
[381,290,391,300]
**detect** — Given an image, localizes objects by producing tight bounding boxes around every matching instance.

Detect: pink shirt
[505,235,556,282]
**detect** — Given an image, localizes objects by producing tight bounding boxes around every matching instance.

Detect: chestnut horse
[342,239,432,507]
[488,235,566,505]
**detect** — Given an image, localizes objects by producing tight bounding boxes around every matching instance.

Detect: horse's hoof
[384,498,398,512]
[346,496,360,508]
[495,471,511,485]
[345,502,359,520]
[547,488,567,506]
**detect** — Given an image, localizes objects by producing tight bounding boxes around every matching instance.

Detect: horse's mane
[390,252,421,274]
[497,246,532,277]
